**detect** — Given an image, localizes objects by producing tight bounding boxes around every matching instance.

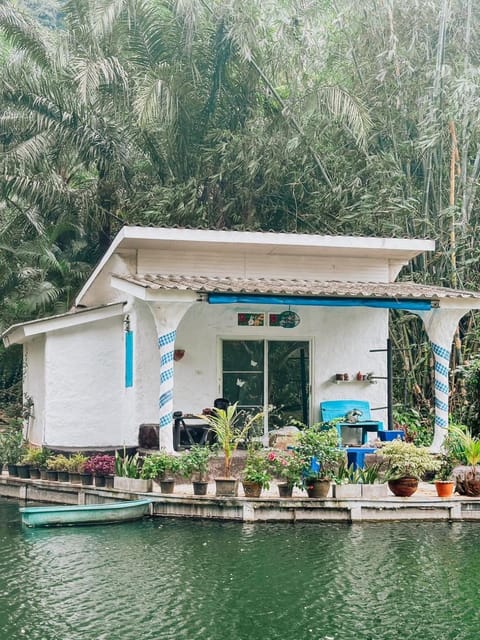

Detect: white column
[148,302,195,451]
[414,308,466,452]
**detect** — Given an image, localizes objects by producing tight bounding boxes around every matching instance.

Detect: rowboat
[20,499,152,528]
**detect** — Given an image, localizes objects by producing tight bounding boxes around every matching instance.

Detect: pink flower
[268,452,276,461]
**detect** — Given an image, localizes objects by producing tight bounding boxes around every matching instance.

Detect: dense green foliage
[2,0,480,427]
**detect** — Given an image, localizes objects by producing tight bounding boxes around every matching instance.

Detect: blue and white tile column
[148,301,195,451]
[415,308,466,452]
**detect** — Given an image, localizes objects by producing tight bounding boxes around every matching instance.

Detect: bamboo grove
[1,0,480,433]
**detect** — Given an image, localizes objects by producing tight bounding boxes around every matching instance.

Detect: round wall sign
[278,310,300,328]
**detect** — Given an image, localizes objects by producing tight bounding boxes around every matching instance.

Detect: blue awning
[207,293,431,311]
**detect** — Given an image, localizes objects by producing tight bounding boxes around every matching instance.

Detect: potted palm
[295,426,344,498]
[242,445,271,498]
[380,440,440,496]
[181,445,212,495]
[140,451,180,493]
[198,402,264,497]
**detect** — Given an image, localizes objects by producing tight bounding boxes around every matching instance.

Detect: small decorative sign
[269,311,300,328]
[237,312,265,327]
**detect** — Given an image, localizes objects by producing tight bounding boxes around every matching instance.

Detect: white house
[4,226,480,452]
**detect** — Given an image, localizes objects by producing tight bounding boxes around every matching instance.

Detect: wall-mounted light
[123,315,131,332]
[174,349,185,361]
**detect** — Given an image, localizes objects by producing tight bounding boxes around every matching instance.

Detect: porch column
[414,308,466,452]
[148,302,195,451]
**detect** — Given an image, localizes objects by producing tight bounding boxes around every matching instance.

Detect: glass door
[221,339,310,440]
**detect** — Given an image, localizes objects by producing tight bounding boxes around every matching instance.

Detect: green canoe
[20,499,152,527]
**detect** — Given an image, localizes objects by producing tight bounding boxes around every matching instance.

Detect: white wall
[24,336,46,445]
[43,316,129,448]
[173,302,388,425]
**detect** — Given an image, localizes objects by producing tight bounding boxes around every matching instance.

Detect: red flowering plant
[84,454,115,476]
[267,450,304,488]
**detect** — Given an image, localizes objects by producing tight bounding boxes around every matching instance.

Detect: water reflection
[1,501,479,640]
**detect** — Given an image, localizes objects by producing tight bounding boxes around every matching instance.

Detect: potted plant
[46,454,70,482]
[448,425,480,496]
[66,453,88,483]
[0,421,25,477]
[380,440,440,497]
[198,402,264,497]
[114,449,151,492]
[242,445,271,498]
[140,451,180,493]
[84,454,115,488]
[332,460,362,499]
[181,445,212,495]
[295,426,344,498]
[267,450,303,497]
[434,454,455,498]
[21,447,51,480]
[357,463,388,498]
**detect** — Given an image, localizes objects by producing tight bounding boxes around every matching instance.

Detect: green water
[1,498,479,640]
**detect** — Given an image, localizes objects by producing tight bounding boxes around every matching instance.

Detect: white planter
[361,483,388,499]
[114,476,151,492]
[333,483,362,499]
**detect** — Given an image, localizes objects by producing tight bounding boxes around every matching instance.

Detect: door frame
[217,336,313,442]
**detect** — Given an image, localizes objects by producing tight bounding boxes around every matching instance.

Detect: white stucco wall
[173,302,388,426]
[43,316,129,448]
[23,336,46,445]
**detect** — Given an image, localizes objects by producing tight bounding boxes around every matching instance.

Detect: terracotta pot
[306,479,330,498]
[278,483,294,498]
[192,481,208,496]
[435,480,455,498]
[242,481,262,498]
[388,477,418,497]
[215,478,238,497]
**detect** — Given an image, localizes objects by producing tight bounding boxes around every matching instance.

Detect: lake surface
[0,498,478,640]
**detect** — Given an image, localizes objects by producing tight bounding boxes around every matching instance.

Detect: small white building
[3,226,480,452]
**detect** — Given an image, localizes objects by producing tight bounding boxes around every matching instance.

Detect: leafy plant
[380,440,440,480]
[21,446,51,467]
[198,402,264,478]
[46,454,70,472]
[267,450,304,488]
[181,445,212,481]
[393,407,433,447]
[65,453,88,473]
[115,449,140,479]
[0,420,25,464]
[243,445,271,489]
[295,426,344,481]
[84,455,115,476]
[435,454,455,482]
[333,460,361,485]
[140,451,180,480]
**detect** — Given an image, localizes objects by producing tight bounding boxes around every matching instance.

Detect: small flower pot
[7,464,18,477]
[306,479,331,498]
[278,483,294,498]
[58,471,69,483]
[215,478,239,497]
[192,481,208,496]
[40,469,49,480]
[79,472,93,486]
[94,475,106,488]
[104,475,114,489]
[434,480,455,498]
[242,481,262,498]
[16,464,30,479]
[388,477,418,497]
[68,472,82,484]
[28,466,41,480]
[46,470,58,482]
[159,479,175,494]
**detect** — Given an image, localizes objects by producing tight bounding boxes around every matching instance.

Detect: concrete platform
[1,474,478,523]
